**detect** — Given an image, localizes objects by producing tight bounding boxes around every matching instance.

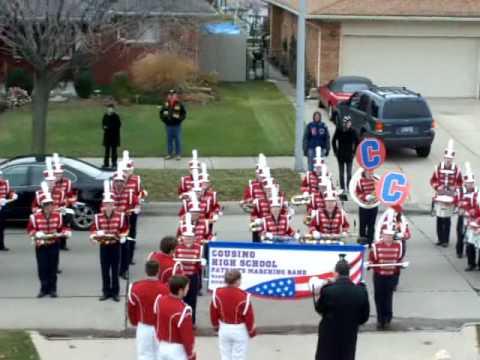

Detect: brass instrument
[348,168,380,209]
[300,233,345,245]
[239,200,254,213]
[249,218,264,232]
[304,214,313,226]
[290,193,311,206]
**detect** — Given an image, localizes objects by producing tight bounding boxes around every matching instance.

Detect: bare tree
[0,0,141,154]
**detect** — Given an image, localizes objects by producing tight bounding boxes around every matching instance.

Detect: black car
[0,155,114,230]
[336,87,435,157]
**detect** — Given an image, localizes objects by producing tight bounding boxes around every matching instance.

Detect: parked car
[318,76,373,121]
[336,87,435,157]
[0,155,114,230]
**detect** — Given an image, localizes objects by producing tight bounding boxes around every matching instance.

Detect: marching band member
[176,207,214,244]
[155,275,196,360]
[175,213,203,325]
[128,260,169,360]
[121,151,148,266]
[301,147,327,194]
[308,186,349,241]
[90,180,129,301]
[0,170,17,251]
[259,187,298,242]
[199,163,222,228]
[464,197,480,272]
[27,182,71,298]
[32,166,66,213]
[354,168,379,246]
[110,168,140,280]
[455,163,477,259]
[241,154,268,211]
[369,220,404,330]
[210,270,256,360]
[148,236,183,283]
[178,150,201,198]
[52,154,77,251]
[430,139,463,247]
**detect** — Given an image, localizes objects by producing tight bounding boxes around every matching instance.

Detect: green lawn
[0,331,40,360]
[0,82,294,157]
[138,168,300,201]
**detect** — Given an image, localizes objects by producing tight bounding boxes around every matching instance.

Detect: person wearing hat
[174,213,203,325]
[259,187,298,241]
[463,186,480,272]
[159,89,187,160]
[102,102,122,170]
[0,170,17,251]
[27,182,71,298]
[110,168,140,280]
[90,180,129,301]
[32,165,67,213]
[308,186,349,241]
[314,255,370,360]
[455,163,477,260]
[178,150,201,198]
[210,270,256,360]
[355,168,379,246]
[430,139,463,247]
[301,153,331,195]
[303,111,330,172]
[128,260,169,360]
[332,115,359,199]
[368,220,404,330]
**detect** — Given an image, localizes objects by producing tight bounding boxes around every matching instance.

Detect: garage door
[341,36,479,98]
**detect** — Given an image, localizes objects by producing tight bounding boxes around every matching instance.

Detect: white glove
[96,230,105,237]
[0,199,7,206]
[341,232,348,238]
[254,218,263,225]
[265,232,273,239]
[313,231,321,240]
[365,194,375,202]
[11,194,18,201]
[133,207,141,215]
[35,231,45,239]
[294,232,301,241]
[303,191,310,197]
[63,230,72,238]
[200,258,207,267]
[213,214,219,222]
[120,237,127,244]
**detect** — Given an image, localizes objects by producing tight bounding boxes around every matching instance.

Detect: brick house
[267,0,480,97]
[0,0,217,86]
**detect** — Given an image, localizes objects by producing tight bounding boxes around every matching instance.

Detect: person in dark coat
[159,89,187,160]
[332,115,359,197]
[303,111,330,171]
[102,103,122,169]
[314,256,370,360]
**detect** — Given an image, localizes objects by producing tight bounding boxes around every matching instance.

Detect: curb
[142,201,433,217]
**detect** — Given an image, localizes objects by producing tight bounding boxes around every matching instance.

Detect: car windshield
[61,158,102,178]
[331,82,370,93]
[383,99,432,119]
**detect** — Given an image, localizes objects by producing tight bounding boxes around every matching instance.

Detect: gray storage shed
[199,23,247,82]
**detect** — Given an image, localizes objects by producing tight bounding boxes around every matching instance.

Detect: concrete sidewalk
[31,327,480,360]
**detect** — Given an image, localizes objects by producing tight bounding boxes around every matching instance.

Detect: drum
[433,195,455,218]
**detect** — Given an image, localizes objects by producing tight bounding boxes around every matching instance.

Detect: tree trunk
[31,73,51,154]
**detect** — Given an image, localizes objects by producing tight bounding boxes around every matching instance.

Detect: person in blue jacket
[303,111,330,171]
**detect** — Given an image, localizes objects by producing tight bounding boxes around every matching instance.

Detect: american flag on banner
[246,252,364,299]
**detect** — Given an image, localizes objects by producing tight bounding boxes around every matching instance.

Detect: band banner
[208,242,365,300]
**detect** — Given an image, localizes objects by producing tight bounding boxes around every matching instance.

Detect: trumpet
[304,214,313,226]
[301,233,345,245]
[290,193,311,206]
[249,218,264,232]
[239,200,254,213]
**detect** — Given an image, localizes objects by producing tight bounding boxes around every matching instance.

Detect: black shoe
[441,243,448,248]
[37,292,48,298]
[457,253,463,259]
[111,295,120,302]
[376,322,385,331]
[50,292,58,298]
[60,247,70,251]
[99,295,110,301]
[435,242,442,246]
[57,269,63,274]
[393,285,398,292]
[0,247,10,251]
[120,272,129,280]
[130,261,136,266]
[101,165,109,170]
[465,266,475,272]
[383,322,391,330]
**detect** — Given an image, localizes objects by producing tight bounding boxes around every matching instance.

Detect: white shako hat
[52,153,64,174]
[189,149,200,170]
[381,208,396,235]
[270,184,282,207]
[188,191,201,212]
[323,182,336,201]
[313,146,325,168]
[200,162,209,183]
[260,166,271,180]
[113,166,125,181]
[191,168,202,192]
[40,181,54,204]
[122,150,134,169]
[256,153,268,173]
[318,174,330,188]
[102,180,114,203]
[444,139,455,158]
[464,162,475,183]
[182,212,195,236]
[44,157,56,180]
[434,350,451,360]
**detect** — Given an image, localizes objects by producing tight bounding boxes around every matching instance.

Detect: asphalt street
[1,213,480,334]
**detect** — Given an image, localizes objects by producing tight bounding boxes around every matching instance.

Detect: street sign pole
[294,0,306,172]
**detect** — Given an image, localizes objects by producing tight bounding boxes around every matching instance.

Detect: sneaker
[165,155,172,160]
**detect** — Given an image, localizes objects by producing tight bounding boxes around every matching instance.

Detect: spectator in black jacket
[102,103,121,169]
[332,115,359,197]
[159,89,187,160]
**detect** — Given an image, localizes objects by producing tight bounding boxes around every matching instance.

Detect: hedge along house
[0,0,218,87]
[266,0,480,98]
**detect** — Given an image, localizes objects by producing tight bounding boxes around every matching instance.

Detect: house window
[119,20,161,44]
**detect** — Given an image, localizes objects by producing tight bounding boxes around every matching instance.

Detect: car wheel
[72,203,96,231]
[416,146,431,158]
